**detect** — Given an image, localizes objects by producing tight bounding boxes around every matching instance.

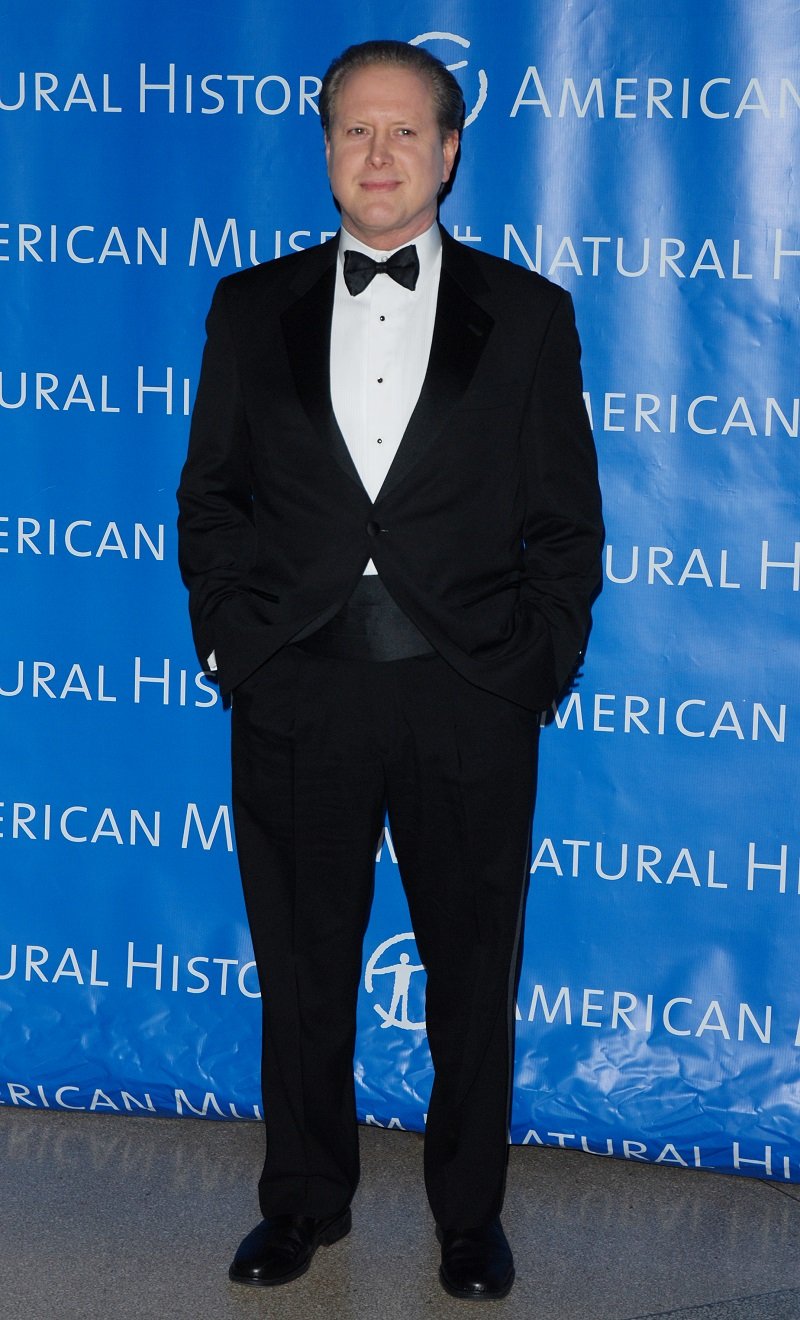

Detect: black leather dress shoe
[437,1217,515,1299]
[228,1207,351,1287]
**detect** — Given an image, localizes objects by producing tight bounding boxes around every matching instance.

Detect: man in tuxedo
[177,39,603,1300]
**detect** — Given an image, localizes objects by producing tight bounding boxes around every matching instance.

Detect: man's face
[325,64,459,251]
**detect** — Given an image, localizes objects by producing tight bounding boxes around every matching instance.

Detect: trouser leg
[231,648,386,1218]
[384,656,539,1231]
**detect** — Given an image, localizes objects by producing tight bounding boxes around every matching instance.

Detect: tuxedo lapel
[280,242,364,490]
[378,233,494,501]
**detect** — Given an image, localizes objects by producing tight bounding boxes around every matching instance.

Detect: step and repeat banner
[2,2,799,1183]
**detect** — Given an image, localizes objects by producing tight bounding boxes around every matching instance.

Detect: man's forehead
[332,64,435,118]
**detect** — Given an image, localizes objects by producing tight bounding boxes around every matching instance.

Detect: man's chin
[344,216,405,247]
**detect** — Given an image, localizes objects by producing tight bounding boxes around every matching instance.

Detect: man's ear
[442,131,459,184]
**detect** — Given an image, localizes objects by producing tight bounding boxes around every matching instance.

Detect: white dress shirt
[331,222,442,573]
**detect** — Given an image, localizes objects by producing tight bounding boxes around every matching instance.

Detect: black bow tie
[343,244,420,296]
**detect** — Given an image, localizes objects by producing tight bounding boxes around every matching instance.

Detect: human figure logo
[409,31,488,126]
[364,932,427,1030]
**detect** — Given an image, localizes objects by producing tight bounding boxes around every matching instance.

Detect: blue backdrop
[2,2,799,1184]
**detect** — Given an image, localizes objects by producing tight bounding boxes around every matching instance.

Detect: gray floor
[0,1109,798,1320]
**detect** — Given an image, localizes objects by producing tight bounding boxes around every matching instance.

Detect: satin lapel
[378,259,494,501]
[280,249,364,490]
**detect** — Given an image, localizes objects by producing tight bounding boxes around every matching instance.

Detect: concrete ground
[0,1107,798,1319]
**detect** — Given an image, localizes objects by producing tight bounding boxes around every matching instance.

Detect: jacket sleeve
[176,280,256,670]
[522,288,604,694]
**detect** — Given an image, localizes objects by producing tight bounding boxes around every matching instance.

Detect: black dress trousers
[231,645,539,1232]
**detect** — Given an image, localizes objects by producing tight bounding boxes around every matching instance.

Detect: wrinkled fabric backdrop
[2,2,799,1184]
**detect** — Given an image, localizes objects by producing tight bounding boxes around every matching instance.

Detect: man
[177,39,603,1300]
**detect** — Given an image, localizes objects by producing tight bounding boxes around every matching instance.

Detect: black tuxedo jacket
[177,227,603,711]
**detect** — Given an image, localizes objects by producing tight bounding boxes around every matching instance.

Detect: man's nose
[367,131,393,167]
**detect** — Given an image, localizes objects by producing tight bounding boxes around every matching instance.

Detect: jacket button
[366,520,382,537]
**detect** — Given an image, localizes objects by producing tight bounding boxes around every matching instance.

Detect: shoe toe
[229,1210,351,1287]
[438,1220,515,1299]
